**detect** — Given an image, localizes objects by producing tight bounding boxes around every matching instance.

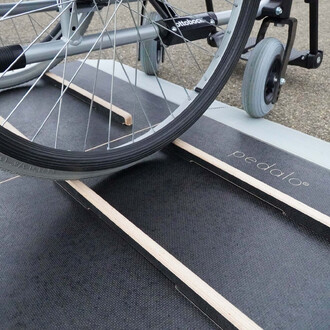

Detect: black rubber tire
[0,0,259,179]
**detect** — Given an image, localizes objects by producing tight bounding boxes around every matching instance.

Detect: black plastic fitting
[0,45,26,73]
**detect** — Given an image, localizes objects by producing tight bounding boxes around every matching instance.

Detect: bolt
[210,19,215,25]
[316,56,321,64]
[171,26,177,32]
[273,76,278,83]
[275,7,283,15]
[280,78,286,85]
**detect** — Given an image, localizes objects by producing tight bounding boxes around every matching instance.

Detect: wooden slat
[0,116,27,139]
[66,179,262,330]
[0,175,20,185]
[45,72,132,126]
[0,115,261,328]
[173,139,330,229]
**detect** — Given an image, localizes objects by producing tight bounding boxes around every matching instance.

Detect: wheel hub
[264,56,282,105]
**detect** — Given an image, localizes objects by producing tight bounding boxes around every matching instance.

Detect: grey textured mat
[0,177,216,329]
[84,150,330,329]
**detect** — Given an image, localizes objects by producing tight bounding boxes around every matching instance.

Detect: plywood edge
[65,179,262,330]
[173,139,330,229]
[45,72,132,126]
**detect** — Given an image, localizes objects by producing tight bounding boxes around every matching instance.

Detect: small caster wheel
[242,37,284,118]
[140,12,163,75]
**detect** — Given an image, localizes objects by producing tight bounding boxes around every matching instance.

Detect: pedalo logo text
[228,151,310,187]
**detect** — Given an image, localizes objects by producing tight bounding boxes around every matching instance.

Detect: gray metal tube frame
[3,0,272,65]
[23,24,160,64]
[0,0,57,16]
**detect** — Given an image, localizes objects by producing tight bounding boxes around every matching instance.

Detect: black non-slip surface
[181,116,330,219]
[1,61,329,328]
[40,62,330,224]
[0,177,216,329]
[1,60,328,219]
[84,150,330,330]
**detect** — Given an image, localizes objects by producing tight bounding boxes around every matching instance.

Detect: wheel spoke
[107,0,119,150]
[55,1,76,148]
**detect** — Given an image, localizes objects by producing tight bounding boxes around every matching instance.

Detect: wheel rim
[264,55,281,105]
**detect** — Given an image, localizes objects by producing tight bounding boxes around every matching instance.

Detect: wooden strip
[0,175,20,185]
[66,179,262,330]
[0,116,28,139]
[173,139,330,229]
[0,116,259,328]
[45,72,132,126]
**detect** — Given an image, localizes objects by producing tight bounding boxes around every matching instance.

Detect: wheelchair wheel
[242,38,284,118]
[0,0,259,180]
[140,11,163,75]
